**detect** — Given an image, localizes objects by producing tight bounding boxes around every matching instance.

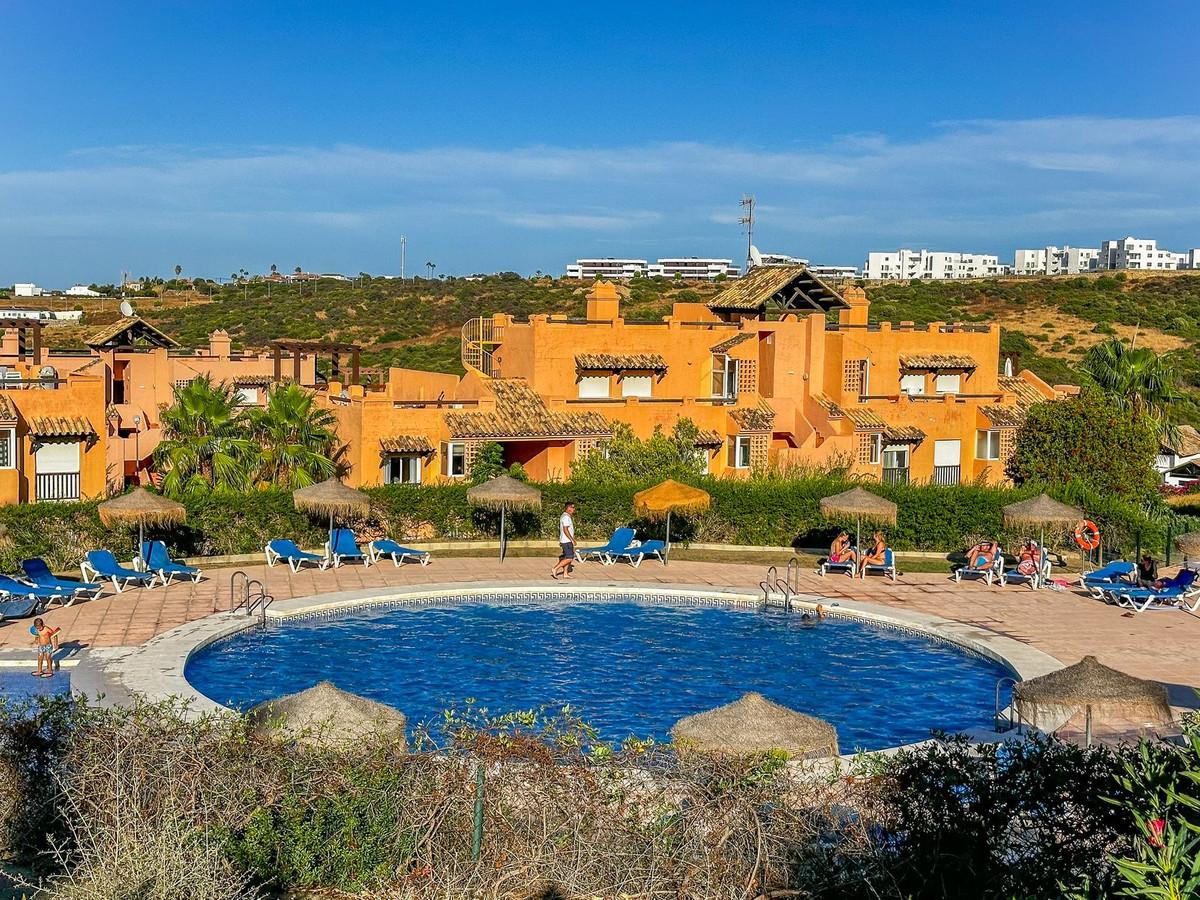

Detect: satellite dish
[749,245,763,268]
[119,300,135,317]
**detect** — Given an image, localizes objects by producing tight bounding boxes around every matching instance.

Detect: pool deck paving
[2,556,1197,706]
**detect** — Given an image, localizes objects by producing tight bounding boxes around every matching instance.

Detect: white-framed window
[729,435,752,469]
[882,443,908,470]
[0,428,13,469]
[867,432,882,465]
[235,387,260,406]
[976,429,1002,461]
[578,375,610,399]
[383,455,423,484]
[442,442,467,478]
[621,375,653,398]
[900,373,926,396]
[712,354,738,399]
[935,373,961,394]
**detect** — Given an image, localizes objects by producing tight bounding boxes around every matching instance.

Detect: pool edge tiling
[75,581,1065,753]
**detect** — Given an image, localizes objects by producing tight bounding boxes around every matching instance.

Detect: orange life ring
[1074,520,1101,551]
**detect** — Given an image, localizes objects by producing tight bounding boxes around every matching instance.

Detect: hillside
[28,270,1200,424]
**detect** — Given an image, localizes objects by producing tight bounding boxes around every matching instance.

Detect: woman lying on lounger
[829,531,856,567]
[859,531,889,575]
[964,540,999,573]
[1016,540,1041,577]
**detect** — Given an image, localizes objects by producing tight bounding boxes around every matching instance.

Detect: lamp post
[132,414,142,485]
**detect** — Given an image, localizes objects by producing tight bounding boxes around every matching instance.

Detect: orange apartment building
[318,268,1061,488]
[0,316,322,504]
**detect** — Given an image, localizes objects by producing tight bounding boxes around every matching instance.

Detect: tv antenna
[738,195,755,270]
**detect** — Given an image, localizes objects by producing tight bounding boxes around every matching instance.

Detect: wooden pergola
[270,339,361,385]
[0,318,45,366]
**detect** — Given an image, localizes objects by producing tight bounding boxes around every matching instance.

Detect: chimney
[585,280,621,321]
[838,285,870,327]
[0,328,19,360]
[208,329,231,359]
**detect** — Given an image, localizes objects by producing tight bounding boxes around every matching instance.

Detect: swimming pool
[185,595,1012,751]
[0,669,70,702]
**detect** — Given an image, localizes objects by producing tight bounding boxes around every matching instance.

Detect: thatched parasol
[466,475,542,562]
[1002,493,1085,550]
[819,487,897,557]
[293,477,370,538]
[97,488,186,557]
[1013,655,1173,746]
[671,692,839,759]
[1174,532,1200,565]
[632,480,711,564]
[245,681,407,751]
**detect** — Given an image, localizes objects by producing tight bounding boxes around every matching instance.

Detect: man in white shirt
[551,501,576,579]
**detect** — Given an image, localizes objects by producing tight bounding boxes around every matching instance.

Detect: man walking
[551,501,576,580]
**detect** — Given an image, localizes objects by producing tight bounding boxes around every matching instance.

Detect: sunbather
[859,531,889,576]
[964,540,999,573]
[1136,554,1160,589]
[1015,540,1041,578]
[829,531,856,568]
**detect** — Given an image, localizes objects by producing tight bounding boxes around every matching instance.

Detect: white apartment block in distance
[807,264,859,279]
[1013,246,1101,276]
[565,258,648,279]
[863,249,1009,281]
[1099,237,1191,270]
[647,258,740,279]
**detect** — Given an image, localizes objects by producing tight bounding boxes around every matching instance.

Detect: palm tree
[425,261,436,280]
[154,376,257,496]
[246,383,343,488]
[1081,338,1179,432]
[269,263,277,299]
[295,265,303,296]
[174,264,182,281]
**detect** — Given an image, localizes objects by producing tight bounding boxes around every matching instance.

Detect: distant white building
[750,247,807,267]
[12,283,43,298]
[807,264,859,280]
[1013,246,1101,276]
[1157,426,1200,487]
[863,250,1009,281]
[647,258,739,279]
[1186,249,1200,270]
[65,284,101,297]
[1099,237,1187,271]
[565,259,648,279]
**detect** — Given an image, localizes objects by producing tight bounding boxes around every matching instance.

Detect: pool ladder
[994,676,1021,733]
[229,570,273,625]
[759,557,801,612]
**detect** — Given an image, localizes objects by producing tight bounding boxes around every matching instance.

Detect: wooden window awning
[380,435,436,455]
[29,416,96,438]
[575,353,668,373]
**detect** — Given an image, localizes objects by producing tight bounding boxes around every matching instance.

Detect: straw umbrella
[246,681,407,751]
[293,477,370,541]
[1175,532,1200,566]
[671,692,839,759]
[819,486,898,556]
[466,475,542,562]
[1002,492,1085,551]
[1013,655,1173,747]
[632,479,711,564]
[97,487,186,560]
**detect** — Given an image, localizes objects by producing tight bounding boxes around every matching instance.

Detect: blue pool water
[0,669,70,702]
[186,598,1012,751]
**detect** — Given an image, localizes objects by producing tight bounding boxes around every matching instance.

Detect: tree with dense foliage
[468,441,527,484]
[569,420,706,484]
[154,376,257,496]
[246,383,343,489]
[1007,388,1160,502]
[1081,339,1180,433]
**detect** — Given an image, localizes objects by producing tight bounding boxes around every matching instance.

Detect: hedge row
[0,476,1191,573]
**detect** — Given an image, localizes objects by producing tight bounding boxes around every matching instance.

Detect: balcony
[36,471,80,502]
[932,465,961,486]
[882,467,909,485]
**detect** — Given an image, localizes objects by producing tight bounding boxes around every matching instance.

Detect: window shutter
[440,442,449,477]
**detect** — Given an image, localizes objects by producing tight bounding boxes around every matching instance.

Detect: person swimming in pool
[800,603,827,624]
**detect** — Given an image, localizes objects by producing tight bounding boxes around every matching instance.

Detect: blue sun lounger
[265,539,328,572]
[0,575,68,609]
[954,548,1004,586]
[326,528,370,568]
[1000,547,1052,591]
[610,539,666,568]
[818,550,857,578]
[861,548,898,582]
[369,539,431,567]
[1110,569,1199,613]
[82,550,158,592]
[1080,561,1135,598]
[20,558,103,604]
[577,527,636,564]
[141,541,203,585]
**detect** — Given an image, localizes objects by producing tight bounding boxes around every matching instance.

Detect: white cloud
[1,115,1198,280]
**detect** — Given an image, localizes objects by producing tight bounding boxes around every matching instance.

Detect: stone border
[76,582,1064,736]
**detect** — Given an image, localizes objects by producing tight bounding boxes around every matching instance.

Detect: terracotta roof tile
[85,316,178,349]
[233,374,275,386]
[575,353,668,372]
[814,395,886,430]
[446,380,613,440]
[900,354,978,370]
[981,406,1025,428]
[885,425,926,442]
[707,265,846,312]
[29,415,96,438]
[379,435,435,455]
[693,429,724,448]
[710,332,756,354]
[1164,425,1200,458]
[729,402,775,432]
[981,375,1052,429]
[0,394,16,421]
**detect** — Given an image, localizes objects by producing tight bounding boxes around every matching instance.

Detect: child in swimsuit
[31,618,60,678]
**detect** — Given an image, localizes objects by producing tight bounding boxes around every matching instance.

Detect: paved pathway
[5,557,1198,703]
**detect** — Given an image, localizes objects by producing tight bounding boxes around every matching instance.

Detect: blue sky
[2,0,1199,285]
